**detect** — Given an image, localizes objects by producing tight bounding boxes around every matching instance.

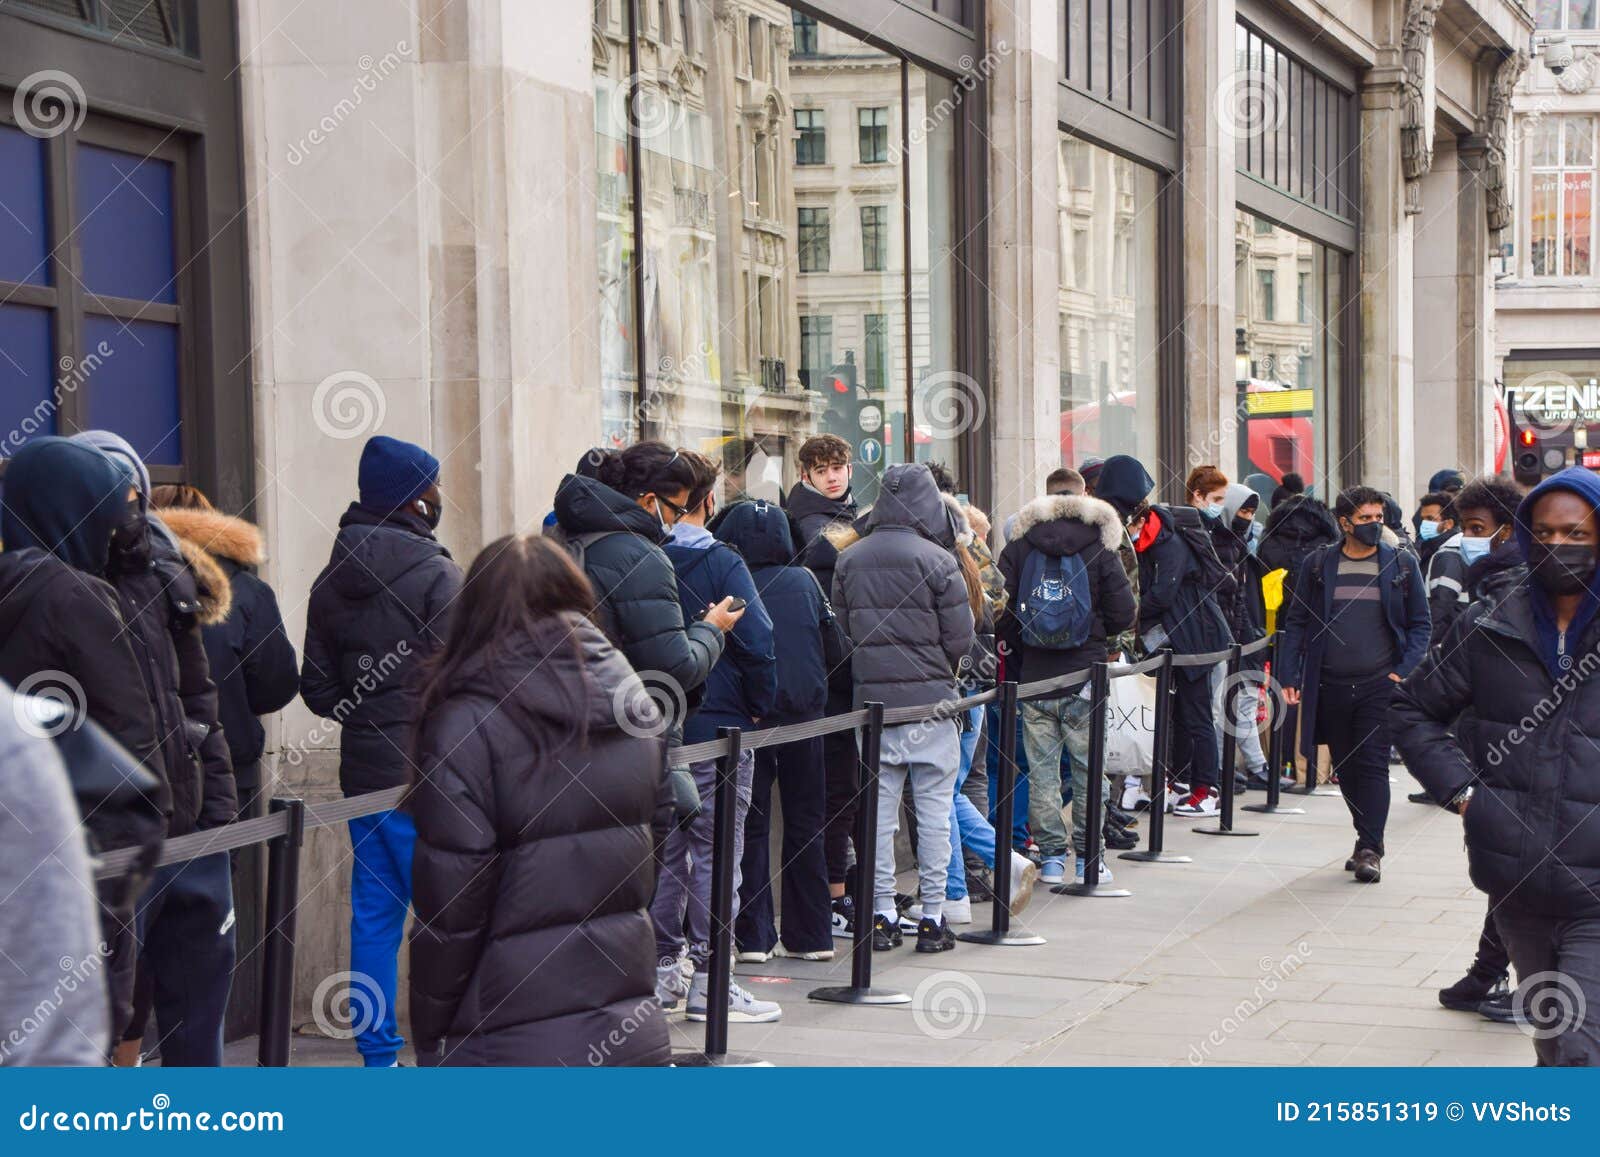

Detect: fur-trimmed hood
[1011,493,1123,552]
[154,507,253,628]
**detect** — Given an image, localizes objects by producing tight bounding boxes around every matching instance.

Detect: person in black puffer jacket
[0,436,166,1048]
[1259,491,1341,587]
[1394,467,1600,1065]
[301,435,463,1068]
[784,433,862,935]
[409,534,673,1066]
[1214,483,1275,786]
[717,498,839,959]
[73,430,237,1069]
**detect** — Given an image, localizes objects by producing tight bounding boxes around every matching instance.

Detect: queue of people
[6,423,1600,1068]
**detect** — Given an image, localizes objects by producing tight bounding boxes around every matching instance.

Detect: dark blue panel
[84,316,181,465]
[0,304,57,457]
[0,126,51,286]
[77,143,177,304]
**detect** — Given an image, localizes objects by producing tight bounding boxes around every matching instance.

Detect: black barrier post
[1121,649,1191,864]
[676,727,767,1066]
[1197,645,1259,838]
[810,703,911,1004]
[1051,662,1132,897]
[959,681,1046,945]
[257,797,304,1068]
[1244,635,1305,816]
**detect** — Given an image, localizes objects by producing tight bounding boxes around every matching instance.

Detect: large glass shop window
[1232,209,1347,494]
[593,2,968,506]
[1056,134,1160,472]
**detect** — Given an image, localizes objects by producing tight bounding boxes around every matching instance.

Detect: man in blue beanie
[1395,466,1600,1064]
[301,434,461,1066]
[1428,468,1465,497]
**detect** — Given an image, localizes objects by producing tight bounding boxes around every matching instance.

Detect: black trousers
[1493,900,1600,1066]
[1171,670,1219,790]
[1316,673,1394,855]
[736,736,831,953]
[822,687,859,887]
[1473,902,1511,978]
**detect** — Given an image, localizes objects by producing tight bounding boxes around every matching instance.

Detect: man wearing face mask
[1413,491,1456,568]
[1395,467,1600,1064]
[301,434,464,1067]
[1279,486,1430,882]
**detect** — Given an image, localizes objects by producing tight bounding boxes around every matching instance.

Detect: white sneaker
[686,977,782,1023]
[1173,791,1219,817]
[736,949,771,964]
[655,960,688,1011]
[773,944,835,961]
[943,895,973,925]
[1164,783,1191,813]
[1074,857,1115,885]
[1121,777,1151,811]
[1008,851,1039,917]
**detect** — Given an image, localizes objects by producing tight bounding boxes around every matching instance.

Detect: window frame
[797,205,831,272]
[858,105,890,165]
[860,203,889,272]
[794,107,826,166]
[1525,114,1597,280]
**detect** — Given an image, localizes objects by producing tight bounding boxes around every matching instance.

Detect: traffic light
[1513,426,1542,487]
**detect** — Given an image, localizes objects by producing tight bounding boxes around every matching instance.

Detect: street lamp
[1235,326,1252,384]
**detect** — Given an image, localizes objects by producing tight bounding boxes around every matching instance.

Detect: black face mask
[1348,521,1382,548]
[108,498,147,562]
[1529,540,1596,596]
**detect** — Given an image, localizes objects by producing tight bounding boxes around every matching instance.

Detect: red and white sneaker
[1173,787,1219,817]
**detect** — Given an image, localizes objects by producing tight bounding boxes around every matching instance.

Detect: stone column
[1359,69,1415,502]
[986,0,1062,516]
[1410,135,1462,488]
[1180,0,1237,501]
[1455,135,1496,474]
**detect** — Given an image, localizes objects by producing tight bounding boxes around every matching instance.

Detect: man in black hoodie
[302,435,463,1067]
[998,490,1135,885]
[0,436,165,1047]
[785,434,864,936]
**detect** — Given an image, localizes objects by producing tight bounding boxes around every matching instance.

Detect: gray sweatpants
[875,719,961,918]
[651,749,755,969]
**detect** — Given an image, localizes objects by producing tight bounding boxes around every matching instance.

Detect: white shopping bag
[1102,673,1158,777]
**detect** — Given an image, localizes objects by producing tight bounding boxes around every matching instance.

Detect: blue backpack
[1016,549,1093,650]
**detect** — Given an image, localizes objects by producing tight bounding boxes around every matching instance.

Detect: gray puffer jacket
[830,464,975,710]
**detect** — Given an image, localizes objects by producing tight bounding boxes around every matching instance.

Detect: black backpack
[1158,504,1238,600]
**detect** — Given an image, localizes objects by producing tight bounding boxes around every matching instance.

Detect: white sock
[921,899,943,921]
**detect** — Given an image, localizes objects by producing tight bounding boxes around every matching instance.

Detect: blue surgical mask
[1202,501,1225,520]
[1458,535,1493,567]
[1418,519,1440,541]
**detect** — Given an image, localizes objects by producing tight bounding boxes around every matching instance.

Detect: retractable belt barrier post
[1244,634,1305,816]
[1121,649,1191,864]
[676,727,767,1066]
[1197,644,1259,838]
[1051,662,1131,898]
[959,680,1045,945]
[810,702,910,1005]
[257,797,304,1068]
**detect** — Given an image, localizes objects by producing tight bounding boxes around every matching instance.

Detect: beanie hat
[1094,454,1155,520]
[358,435,440,511]
[1428,468,1464,493]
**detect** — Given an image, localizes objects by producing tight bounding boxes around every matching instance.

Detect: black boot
[1438,968,1506,1012]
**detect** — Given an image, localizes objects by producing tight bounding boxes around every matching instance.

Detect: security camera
[1544,35,1574,76]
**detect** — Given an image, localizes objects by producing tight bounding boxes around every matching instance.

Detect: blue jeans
[947,707,997,900]
[348,809,415,1067]
[984,701,1030,848]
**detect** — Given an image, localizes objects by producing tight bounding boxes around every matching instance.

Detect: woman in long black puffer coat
[408,534,674,1067]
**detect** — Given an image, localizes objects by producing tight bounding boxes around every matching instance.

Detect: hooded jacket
[785,479,858,593]
[996,493,1135,683]
[70,433,236,834]
[1215,483,1270,670]
[1393,467,1600,919]
[0,441,165,805]
[550,473,724,714]
[301,503,462,796]
[1423,530,1472,647]
[1133,506,1235,677]
[158,507,300,776]
[1279,537,1431,762]
[663,521,777,743]
[1258,494,1341,584]
[408,614,671,1067]
[830,464,976,709]
[714,500,835,722]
